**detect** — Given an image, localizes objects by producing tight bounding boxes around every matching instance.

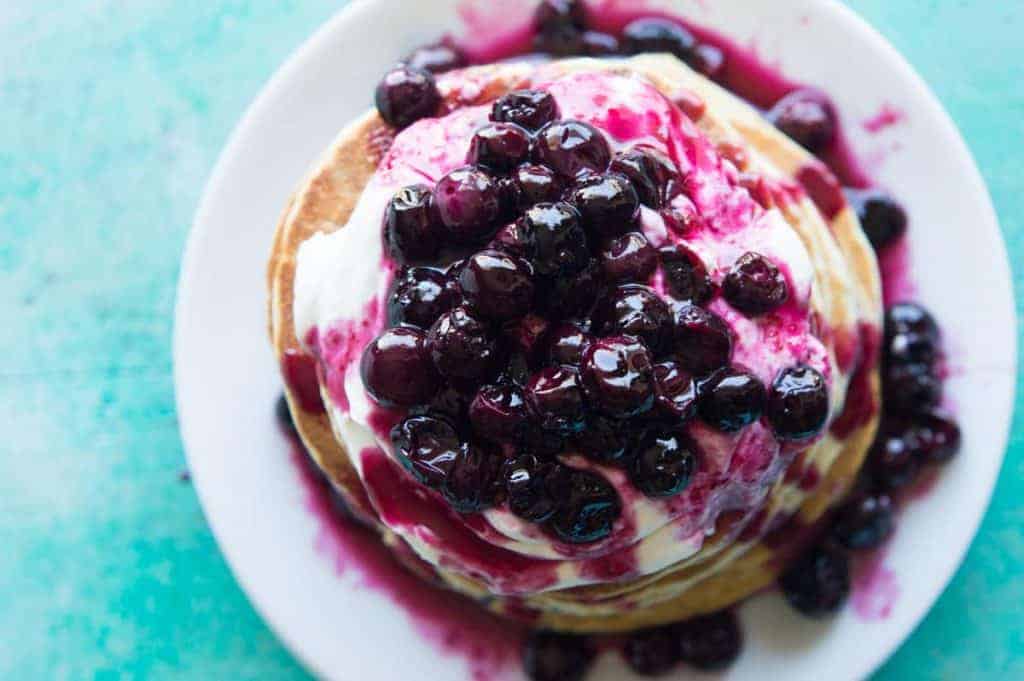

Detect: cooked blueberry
[869,419,923,489]
[535,120,612,179]
[846,188,908,250]
[537,257,603,319]
[522,426,567,458]
[360,327,438,407]
[435,166,503,243]
[504,455,564,522]
[689,43,726,80]
[623,626,680,676]
[885,302,939,343]
[426,306,497,384]
[388,267,459,328]
[459,249,535,320]
[883,363,941,415]
[601,231,657,283]
[630,429,696,498]
[384,184,442,263]
[698,369,765,432]
[548,468,621,544]
[659,243,712,304]
[492,90,561,132]
[582,336,655,418]
[779,544,850,617]
[441,442,503,513]
[422,383,471,422]
[574,415,632,465]
[526,367,586,434]
[522,630,594,681]
[596,285,672,353]
[544,322,591,367]
[885,330,938,367]
[391,415,461,488]
[569,172,640,237]
[676,611,742,670]
[652,360,698,421]
[404,41,466,74]
[609,147,681,208]
[489,222,533,258]
[833,491,895,550]
[534,0,586,32]
[512,163,564,208]
[500,351,533,388]
[621,17,697,58]
[519,202,590,276]
[374,65,441,129]
[468,122,533,172]
[469,383,530,443]
[582,30,621,56]
[767,365,830,440]
[672,304,732,375]
[912,411,962,463]
[766,89,837,153]
[503,313,550,360]
[723,252,788,316]
[275,393,297,436]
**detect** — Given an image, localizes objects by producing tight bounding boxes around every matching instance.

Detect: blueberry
[581,31,621,56]
[492,89,560,132]
[698,369,765,432]
[360,327,438,407]
[468,122,533,172]
[595,285,673,353]
[544,322,592,367]
[912,411,961,463]
[459,249,535,320]
[426,306,497,384]
[600,231,658,283]
[442,442,503,513]
[609,147,681,208]
[623,626,680,676]
[512,163,564,209]
[387,267,460,328]
[391,415,461,488]
[883,363,941,415]
[522,630,594,681]
[621,18,697,59]
[629,429,696,498]
[884,331,938,367]
[573,415,632,466]
[535,120,612,179]
[375,65,441,129]
[833,491,895,550]
[766,365,830,440]
[869,419,923,489]
[766,89,837,153]
[723,252,789,316]
[846,188,908,250]
[469,383,530,443]
[671,304,732,375]
[275,393,297,436]
[526,366,586,434]
[689,43,726,80]
[652,360,698,421]
[779,544,850,617]
[536,257,603,319]
[404,41,466,74]
[435,166,503,243]
[547,468,622,544]
[676,611,742,670]
[885,303,939,343]
[519,202,590,277]
[504,455,564,523]
[569,172,641,237]
[384,185,443,263]
[659,243,712,305]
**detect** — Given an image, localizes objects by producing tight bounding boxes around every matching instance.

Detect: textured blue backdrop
[1,1,1021,678]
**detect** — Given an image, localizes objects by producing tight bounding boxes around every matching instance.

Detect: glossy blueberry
[275,393,297,436]
[491,89,561,132]
[672,304,732,375]
[723,252,788,316]
[659,243,712,304]
[522,630,594,681]
[581,336,655,418]
[884,330,938,368]
[547,468,622,544]
[885,302,939,343]
[581,30,621,56]
[512,163,564,209]
[596,285,673,353]
[426,306,497,384]
[676,611,742,670]
[630,429,696,498]
[779,544,850,617]
[435,166,503,243]
[532,0,587,57]
[387,267,459,328]
[883,363,941,415]
[469,383,530,443]
[526,367,586,434]
[912,411,962,463]
[869,420,923,489]
[652,360,698,421]
[623,626,680,676]
[391,415,461,488]
[569,172,640,237]
[459,249,535,320]
[600,231,658,284]
[689,43,726,80]
[609,147,681,208]
[832,491,895,550]
[442,442,503,513]
[503,313,550,361]
[360,327,438,407]
[374,65,441,129]
[544,322,592,368]
[574,415,632,466]
[518,202,590,276]
[766,89,837,153]
[767,365,830,440]
[537,257,603,319]
[621,17,697,59]
[846,188,908,251]
[404,41,466,74]
[468,122,533,172]
[698,369,765,432]
[384,184,442,263]
[535,120,612,179]
[504,455,564,523]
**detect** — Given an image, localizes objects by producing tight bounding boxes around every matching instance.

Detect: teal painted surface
[0,1,1019,678]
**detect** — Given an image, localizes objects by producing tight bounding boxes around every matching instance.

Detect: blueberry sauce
[280,2,964,678]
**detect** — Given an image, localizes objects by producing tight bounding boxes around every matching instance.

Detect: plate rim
[172,1,1017,679]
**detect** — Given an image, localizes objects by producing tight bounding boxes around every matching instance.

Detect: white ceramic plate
[174,1,1016,679]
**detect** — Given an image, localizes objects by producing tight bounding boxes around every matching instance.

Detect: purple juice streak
[851,544,900,620]
[289,441,527,681]
[877,236,917,307]
[863,104,905,134]
[310,297,384,412]
[281,348,326,414]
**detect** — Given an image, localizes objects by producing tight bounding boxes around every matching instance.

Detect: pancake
[268,54,882,632]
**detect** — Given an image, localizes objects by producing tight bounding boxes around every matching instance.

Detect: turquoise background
[1,1,1020,678]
